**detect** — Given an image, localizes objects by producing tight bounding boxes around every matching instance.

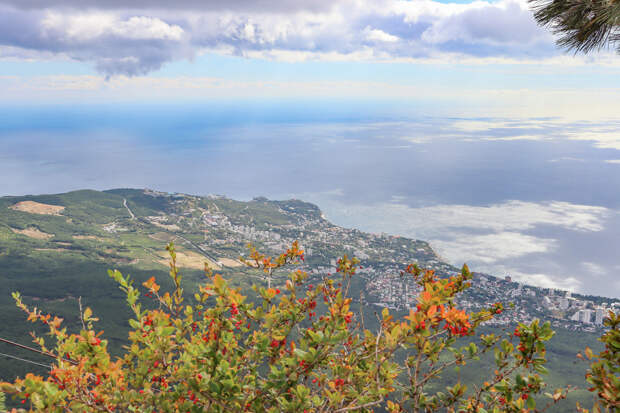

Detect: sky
[1,0,620,298]
[1,0,619,115]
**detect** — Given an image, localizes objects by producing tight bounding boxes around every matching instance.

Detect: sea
[2,101,619,298]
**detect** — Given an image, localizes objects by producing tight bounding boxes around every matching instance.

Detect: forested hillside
[0,189,609,410]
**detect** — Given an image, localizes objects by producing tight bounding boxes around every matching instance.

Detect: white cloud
[433,231,555,263]
[361,200,610,233]
[420,0,543,45]
[340,201,608,278]
[547,157,585,163]
[311,198,610,250]
[364,27,399,43]
[0,0,618,76]
[565,129,620,151]
[505,269,582,292]
[581,261,606,276]
[41,13,184,41]
[300,195,610,292]
[450,120,516,132]
[448,117,620,143]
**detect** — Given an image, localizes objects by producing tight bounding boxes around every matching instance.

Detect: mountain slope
[0,188,608,408]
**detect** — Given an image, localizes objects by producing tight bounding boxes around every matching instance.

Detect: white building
[579,309,592,324]
[542,296,554,309]
[595,308,606,326]
[571,309,594,324]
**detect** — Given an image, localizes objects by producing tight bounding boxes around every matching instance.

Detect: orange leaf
[427,305,437,318]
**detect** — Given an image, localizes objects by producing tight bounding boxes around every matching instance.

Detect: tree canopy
[530,0,620,53]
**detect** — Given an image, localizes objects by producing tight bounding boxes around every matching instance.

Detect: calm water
[2,102,620,298]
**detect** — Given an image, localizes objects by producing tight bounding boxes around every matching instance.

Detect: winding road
[123,198,136,220]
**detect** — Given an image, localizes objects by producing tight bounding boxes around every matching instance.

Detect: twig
[334,398,384,412]
[78,296,86,330]
[359,290,365,331]
[374,312,383,383]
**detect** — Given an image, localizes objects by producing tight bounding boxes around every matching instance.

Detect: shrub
[577,310,620,413]
[1,242,569,412]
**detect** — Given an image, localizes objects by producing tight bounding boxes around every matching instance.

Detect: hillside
[0,188,608,408]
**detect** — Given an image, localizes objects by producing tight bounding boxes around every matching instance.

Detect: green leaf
[527,395,536,409]
[516,374,524,386]
[533,364,548,375]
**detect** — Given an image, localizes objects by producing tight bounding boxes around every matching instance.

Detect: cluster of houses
[142,190,618,332]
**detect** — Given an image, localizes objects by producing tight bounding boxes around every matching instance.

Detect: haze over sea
[2,102,620,298]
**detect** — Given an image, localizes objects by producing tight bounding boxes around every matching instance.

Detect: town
[141,190,619,332]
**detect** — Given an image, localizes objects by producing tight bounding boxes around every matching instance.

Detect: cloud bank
[450,118,620,150]
[307,196,610,292]
[0,0,560,76]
